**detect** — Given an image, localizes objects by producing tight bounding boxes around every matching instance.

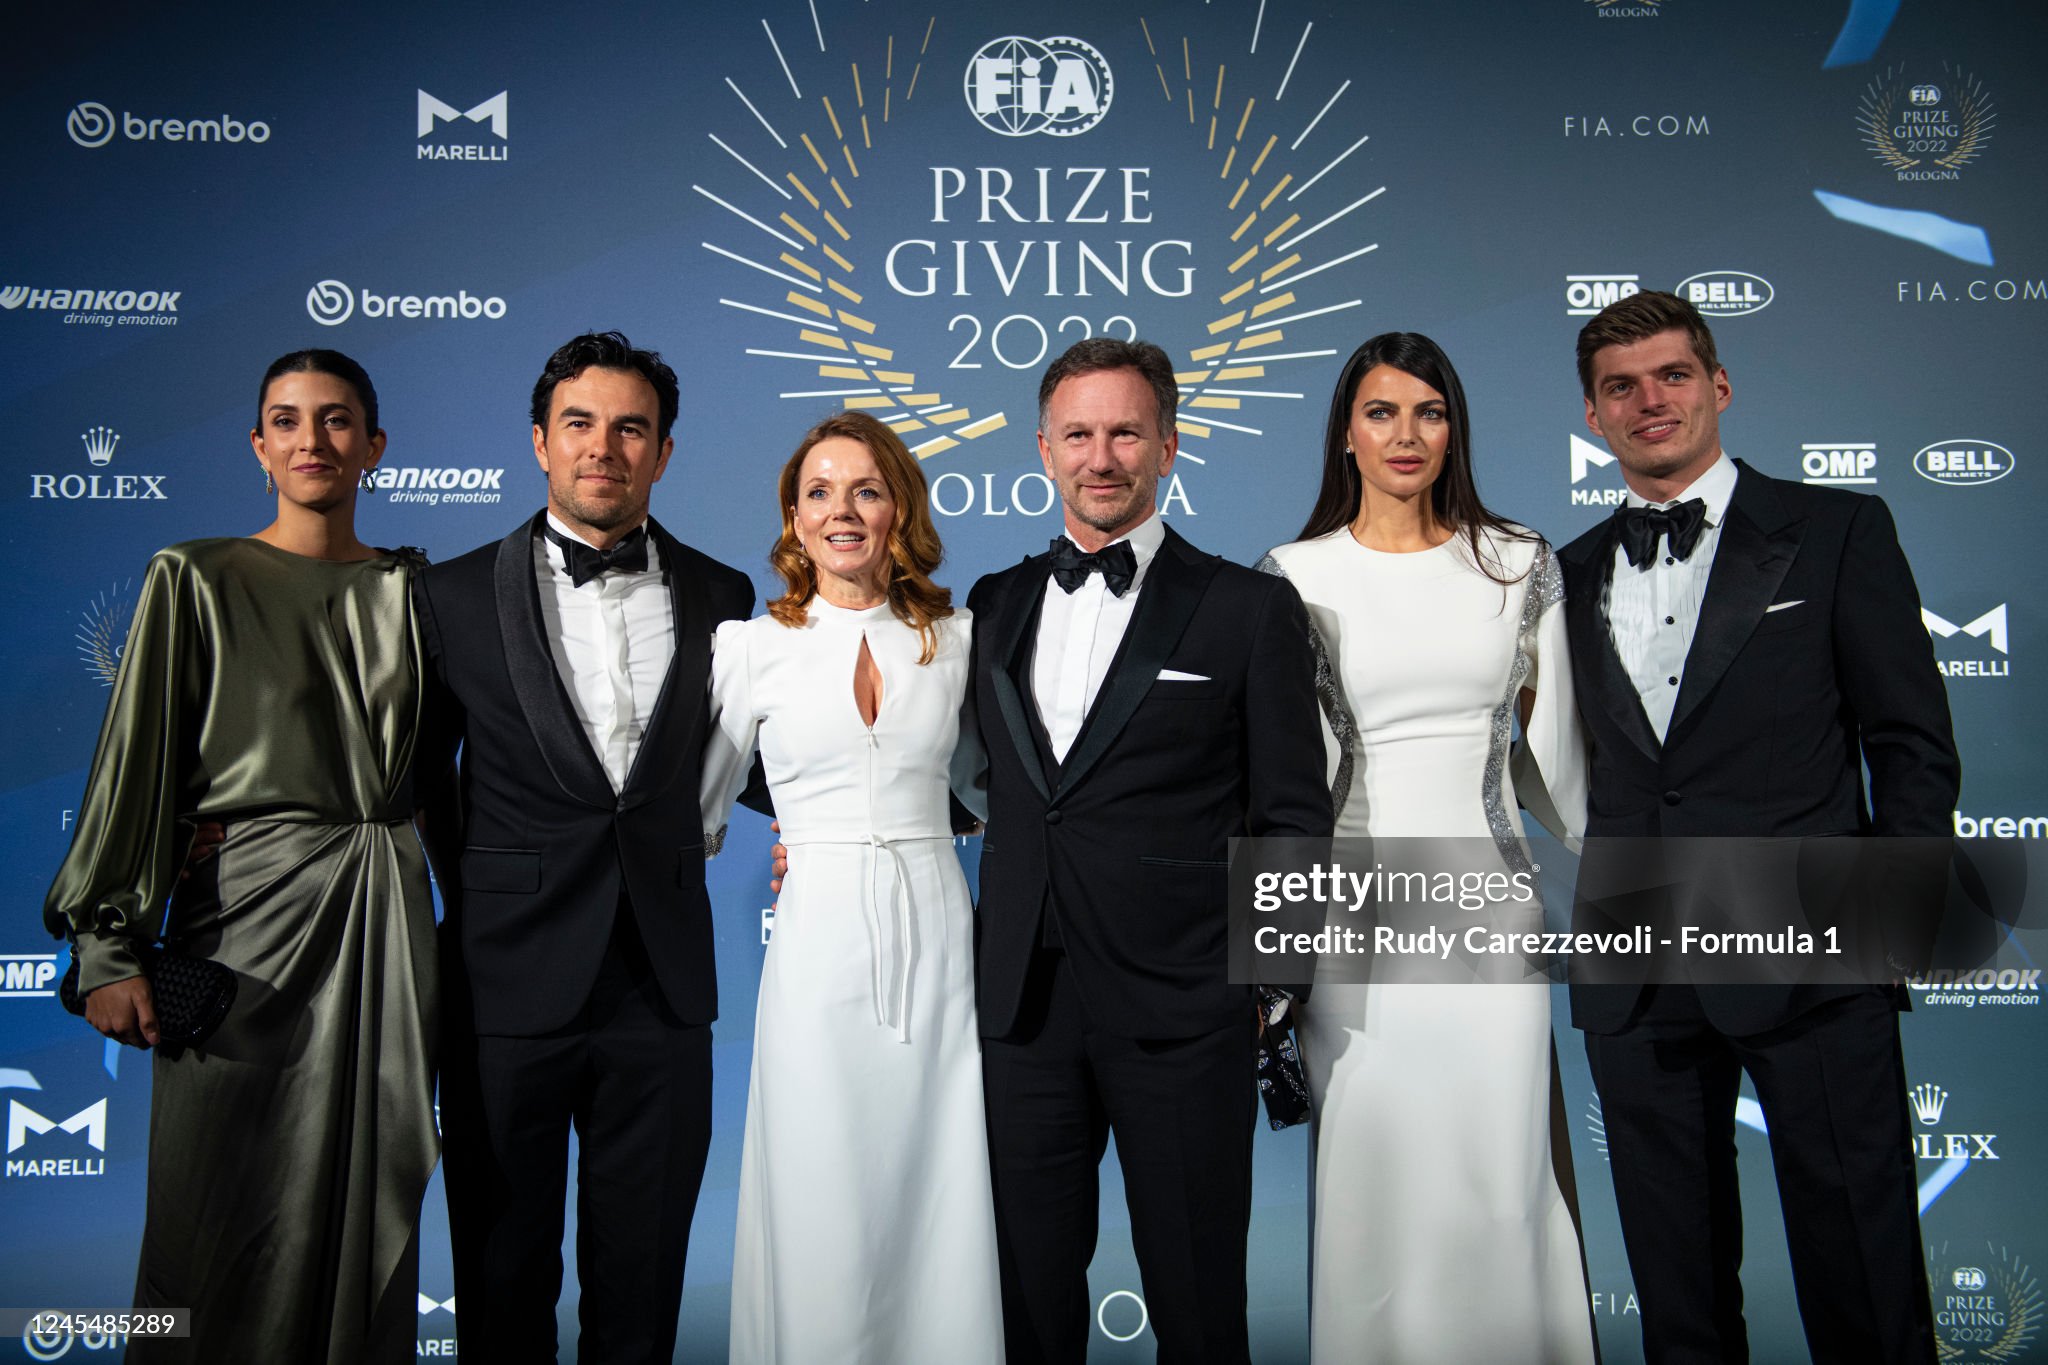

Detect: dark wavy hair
[257,349,379,433]
[529,331,681,441]
[768,411,954,664]
[1296,332,1531,585]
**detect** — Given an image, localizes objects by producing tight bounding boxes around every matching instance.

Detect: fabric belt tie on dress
[779,831,948,1043]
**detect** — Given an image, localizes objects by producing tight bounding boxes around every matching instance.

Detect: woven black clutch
[59,942,237,1050]
[1255,987,1313,1130]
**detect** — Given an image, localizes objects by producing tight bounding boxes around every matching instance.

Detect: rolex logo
[1911,1082,1949,1126]
[80,425,119,467]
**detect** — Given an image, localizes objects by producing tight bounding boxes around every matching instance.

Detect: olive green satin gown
[43,538,439,1364]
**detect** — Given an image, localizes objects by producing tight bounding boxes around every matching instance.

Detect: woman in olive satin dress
[42,350,438,1364]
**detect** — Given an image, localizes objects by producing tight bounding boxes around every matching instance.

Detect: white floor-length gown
[1260,526,1598,1365]
[702,599,1003,1364]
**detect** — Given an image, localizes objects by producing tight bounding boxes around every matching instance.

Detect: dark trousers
[1585,985,1935,1365]
[981,948,1257,1365]
[442,907,713,1365]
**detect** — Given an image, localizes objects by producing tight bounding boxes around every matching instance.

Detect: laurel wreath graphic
[1930,1243,2041,1363]
[698,3,1382,473]
[1858,62,1996,174]
[1935,65,1996,171]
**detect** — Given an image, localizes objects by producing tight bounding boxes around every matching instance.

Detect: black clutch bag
[1255,987,1312,1130]
[59,940,237,1051]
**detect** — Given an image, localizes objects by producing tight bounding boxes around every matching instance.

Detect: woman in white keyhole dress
[700,410,1003,1364]
[1259,333,1599,1364]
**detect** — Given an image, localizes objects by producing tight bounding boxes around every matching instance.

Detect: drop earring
[360,470,376,494]
[264,469,275,494]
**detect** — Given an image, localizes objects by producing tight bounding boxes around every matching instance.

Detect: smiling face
[794,435,897,605]
[250,370,385,511]
[1037,365,1177,550]
[1583,327,1731,500]
[532,365,674,544]
[1347,364,1450,514]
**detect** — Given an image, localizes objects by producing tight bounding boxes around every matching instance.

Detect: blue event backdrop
[3,1,2045,1360]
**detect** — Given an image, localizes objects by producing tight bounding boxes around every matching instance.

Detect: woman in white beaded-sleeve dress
[700,411,1003,1365]
[1261,333,1598,1364]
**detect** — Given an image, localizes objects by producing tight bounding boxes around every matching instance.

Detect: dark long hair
[1296,332,1531,585]
[257,349,379,433]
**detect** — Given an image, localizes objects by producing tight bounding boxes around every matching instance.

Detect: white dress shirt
[1030,515,1166,761]
[536,514,676,790]
[1606,452,1739,741]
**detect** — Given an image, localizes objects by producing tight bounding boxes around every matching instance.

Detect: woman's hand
[84,976,159,1049]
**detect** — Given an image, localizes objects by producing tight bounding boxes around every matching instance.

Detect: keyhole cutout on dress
[853,633,885,727]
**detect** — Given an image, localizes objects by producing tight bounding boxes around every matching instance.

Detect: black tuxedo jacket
[416,512,753,1037]
[967,524,1331,1041]
[1559,461,1958,1034]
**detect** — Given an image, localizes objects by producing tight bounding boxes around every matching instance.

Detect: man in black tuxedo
[416,332,753,1364]
[967,337,1330,1364]
[1560,291,1956,1363]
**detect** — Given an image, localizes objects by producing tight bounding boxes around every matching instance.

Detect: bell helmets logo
[67,99,270,147]
[1915,438,2014,486]
[965,36,1114,137]
[1678,270,1773,317]
[305,279,507,326]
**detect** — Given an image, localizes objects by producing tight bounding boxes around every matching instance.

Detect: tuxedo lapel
[1669,464,1802,740]
[988,558,1053,803]
[1055,526,1217,798]
[493,512,615,810]
[1561,522,1661,762]
[620,520,710,808]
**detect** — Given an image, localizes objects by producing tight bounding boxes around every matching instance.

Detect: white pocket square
[1763,599,1805,614]
[1156,669,1211,682]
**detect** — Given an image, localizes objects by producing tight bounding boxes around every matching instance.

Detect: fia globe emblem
[965,36,1113,137]
[1910,84,1942,106]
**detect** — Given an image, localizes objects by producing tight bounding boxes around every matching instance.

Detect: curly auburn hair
[767,410,954,663]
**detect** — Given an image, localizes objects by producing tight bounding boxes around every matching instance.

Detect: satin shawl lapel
[492,513,614,809]
[1561,522,1662,762]
[1055,526,1217,799]
[988,559,1053,803]
[619,520,711,809]
[1668,465,1802,742]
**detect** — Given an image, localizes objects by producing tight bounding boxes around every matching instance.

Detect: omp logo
[67,100,270,147]
[306,279,505,326]
[966,37,1113,138]
[7,1099,106,1153]
[1923,604,2007,654]
[0,954,62,998]
[418,90,507,139]
[1678,270,1773,317]
[1912,1082,1950,1125]
[66,101,114,147]
[1915,438,2014,487]
[1800,442,1876,486]
[1566,274,1638,316]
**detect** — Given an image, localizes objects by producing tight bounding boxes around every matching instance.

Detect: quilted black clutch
[59,941,237,1051]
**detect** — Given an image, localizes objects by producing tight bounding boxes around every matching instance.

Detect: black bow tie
[545,524,650,587]
[1048,536,1137,597]
[1614,499,1709,568]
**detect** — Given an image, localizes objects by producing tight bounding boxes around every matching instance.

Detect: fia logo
[965,37,1113,138]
